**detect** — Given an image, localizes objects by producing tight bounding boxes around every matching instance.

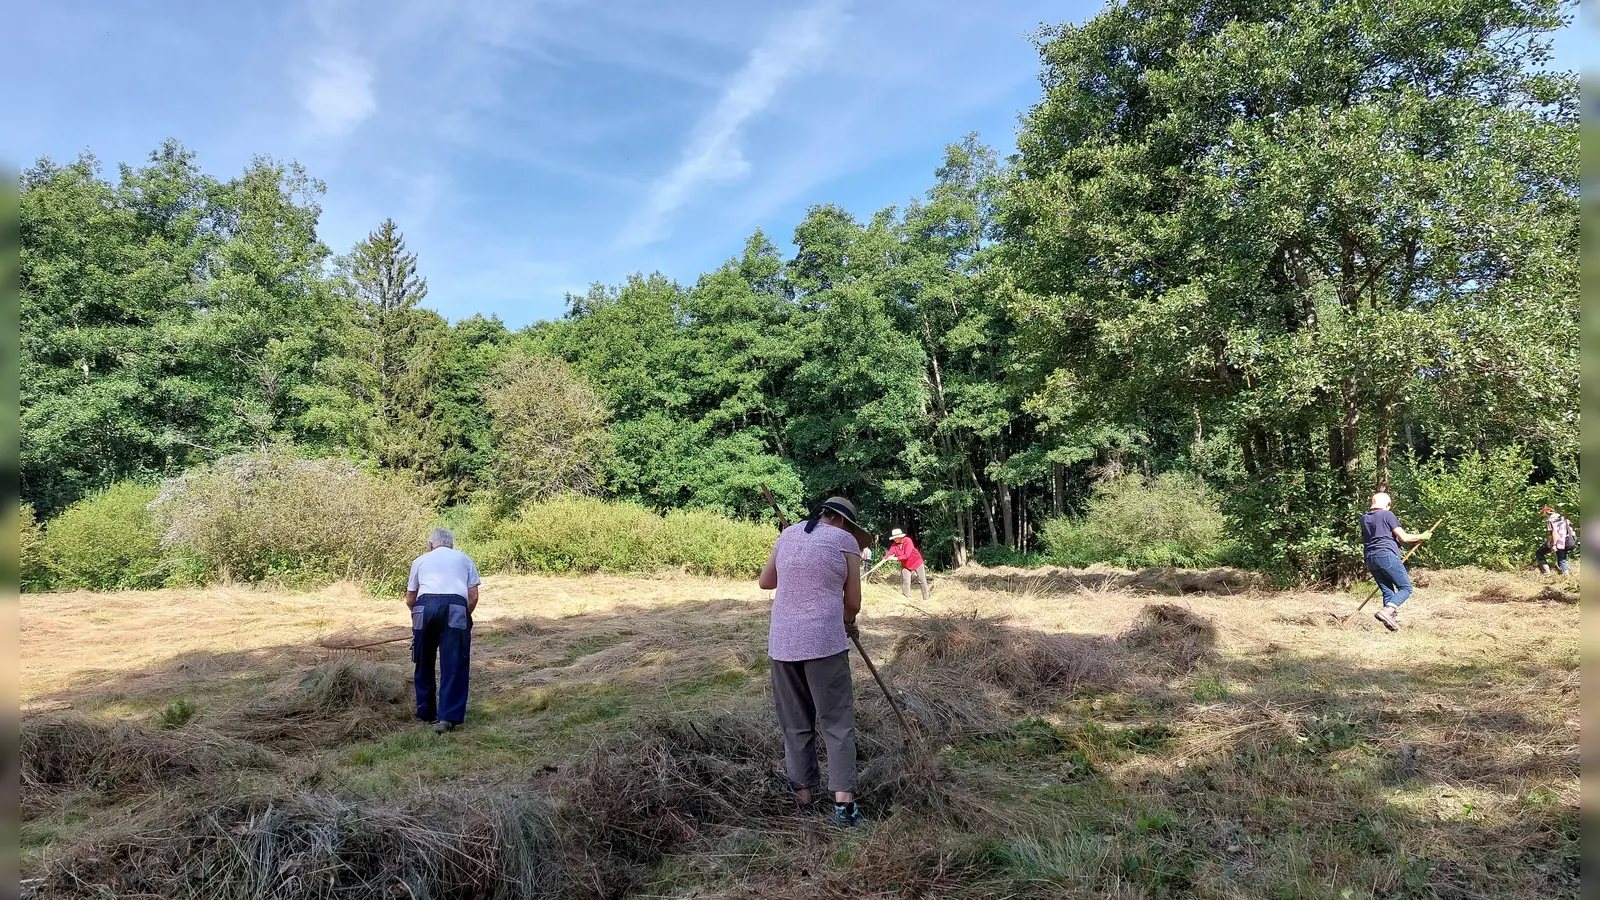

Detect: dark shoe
[435,720,458,734]
[831,801,863,828]
[1374,606,1399,632]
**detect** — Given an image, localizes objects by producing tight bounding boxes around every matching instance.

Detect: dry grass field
[19,566,1579,899]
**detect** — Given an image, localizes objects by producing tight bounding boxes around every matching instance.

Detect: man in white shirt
[406,528,482,733]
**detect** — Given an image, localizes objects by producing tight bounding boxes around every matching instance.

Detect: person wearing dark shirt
[1360,492,1432,632]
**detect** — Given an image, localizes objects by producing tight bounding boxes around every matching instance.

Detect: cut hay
[1534,587,1578,605]
[31,789,565,900]
[1119,603,1218,672]
[1463,582,1576,605]
[1463,582,1523,604]
[21,714,274,812]
[882,613,1120,734]
[219,658,412,749]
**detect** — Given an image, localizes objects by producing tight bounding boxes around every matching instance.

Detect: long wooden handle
[852,633,911,741]
[759,483,791,530]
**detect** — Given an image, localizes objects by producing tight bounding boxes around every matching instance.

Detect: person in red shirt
[885,528,929,601]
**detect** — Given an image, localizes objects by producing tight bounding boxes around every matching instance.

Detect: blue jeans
[1365,552,1412,608]
[1535,544,1571,575]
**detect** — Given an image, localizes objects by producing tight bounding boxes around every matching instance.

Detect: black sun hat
[816,496,871,549]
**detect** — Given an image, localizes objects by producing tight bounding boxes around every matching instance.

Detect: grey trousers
[770,650,856,793]
[902,565,930,601]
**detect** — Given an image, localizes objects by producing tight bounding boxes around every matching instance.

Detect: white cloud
[617,0,847,248]
[302,52,376,135]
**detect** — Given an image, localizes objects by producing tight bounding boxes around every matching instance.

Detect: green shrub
[1223,468,1359,582]
[472,497,775,577]
[659,508,774,578]
[1393,446,1578,570]
[972,544,1051,568]
[153,450,435,587]
[1040,474,1227,569]
[18,502,47,591]
[41,482,166,590]
[484,496,665,573]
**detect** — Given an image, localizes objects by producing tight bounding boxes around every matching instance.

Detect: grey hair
[428,528,455,549]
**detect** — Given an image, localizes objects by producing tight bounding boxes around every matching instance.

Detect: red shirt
[886,537,924,571]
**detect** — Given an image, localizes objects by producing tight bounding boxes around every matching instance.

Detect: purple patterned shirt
[768,521,861,662]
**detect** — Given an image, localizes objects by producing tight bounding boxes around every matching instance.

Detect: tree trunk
[1052,462,1065,516]
[994,446,1016,549]
[1375,395,1395,491]
[1338,377,1361,505]
[998,480,1016,550]
[968,462,998,546]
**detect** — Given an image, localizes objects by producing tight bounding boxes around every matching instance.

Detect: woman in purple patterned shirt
[757,495,869,828]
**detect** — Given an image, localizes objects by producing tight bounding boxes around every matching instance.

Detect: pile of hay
[221,658,412,749]
[1119,603,1218,672]
[21,714,273,814]
[30,789,564,900]
[883,613,1120,735]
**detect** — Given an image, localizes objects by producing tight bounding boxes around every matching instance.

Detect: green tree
[484,353,611,505]
[998,0,1578,577]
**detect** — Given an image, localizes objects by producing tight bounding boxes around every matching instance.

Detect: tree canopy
[19,0,1577,578]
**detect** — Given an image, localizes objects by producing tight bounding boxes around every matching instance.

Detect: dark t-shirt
[1360,509,1402,557]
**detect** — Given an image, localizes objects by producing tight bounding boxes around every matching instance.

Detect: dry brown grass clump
[1119,603,1218,672]
[1534,586,1578,605]
[1462,582,1577,605]
[30,789,565,900]
[883,613,1120,734]
[1462,581,1523,603]
[556,712,789,878]
[221,659,413,750]
[21,714,274,813]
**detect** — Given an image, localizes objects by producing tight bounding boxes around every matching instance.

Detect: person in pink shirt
[885,527,930,601]
[757,495,870,828]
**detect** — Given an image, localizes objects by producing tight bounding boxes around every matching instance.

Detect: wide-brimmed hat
[817,496,871,548]
[889,528,907,540]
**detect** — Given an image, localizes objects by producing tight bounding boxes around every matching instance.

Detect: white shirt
[407,547,482,599]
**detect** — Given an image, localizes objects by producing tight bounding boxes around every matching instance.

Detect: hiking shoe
[435,720,458,734]
[1374,606,1399,632]
[831,802,863,828]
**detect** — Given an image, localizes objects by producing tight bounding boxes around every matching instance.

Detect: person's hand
[1422,530,1433,540]
[844,619,860,641]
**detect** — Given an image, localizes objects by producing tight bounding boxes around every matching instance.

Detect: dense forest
[20,0,1578,578]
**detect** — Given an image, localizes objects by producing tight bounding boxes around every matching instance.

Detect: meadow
[20,566,1578,899]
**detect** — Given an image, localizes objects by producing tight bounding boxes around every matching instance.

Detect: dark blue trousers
[1364,551,1413,608]
[412,593,471,724]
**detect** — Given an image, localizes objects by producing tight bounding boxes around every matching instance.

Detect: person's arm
[405,589,418,609]
[842,552,862,625]
[1392,525,1432,543]
[466,559,482,614]
[758,546,779,591]
[466,584,479,614]
[405,560,420,608]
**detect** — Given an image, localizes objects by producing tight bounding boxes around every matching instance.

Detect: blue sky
[7,0,1591,328]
